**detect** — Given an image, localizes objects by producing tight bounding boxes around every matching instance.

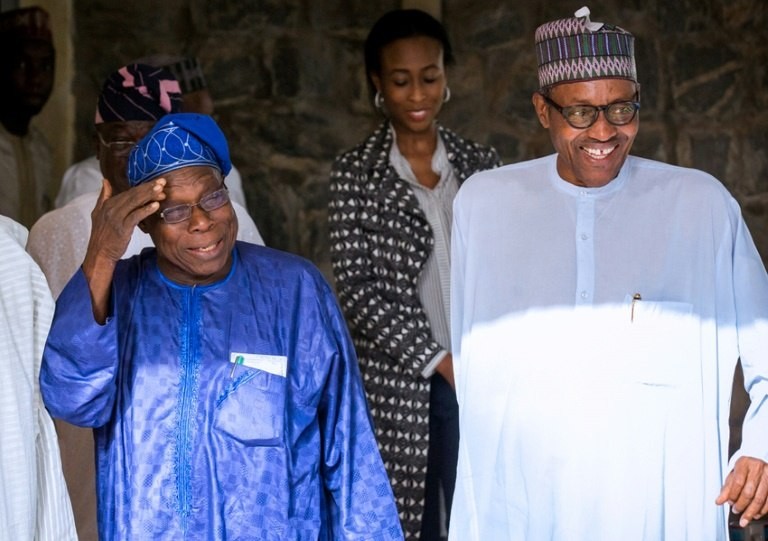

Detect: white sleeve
[731,213,768,464]
[232,201,265,246]
[224,164,248,209]
[0,222,77,540]
[27,205,89,300]
[55,157,104,209]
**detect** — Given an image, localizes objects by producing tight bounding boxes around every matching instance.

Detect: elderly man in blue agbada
[40,113,404,541]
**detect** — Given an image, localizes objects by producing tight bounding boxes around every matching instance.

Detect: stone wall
[71,0,768,278]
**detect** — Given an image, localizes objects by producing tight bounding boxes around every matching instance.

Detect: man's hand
[435,352,455,390]
[82,178,166,323]
[716,456,768,527]
[86,177,166,263]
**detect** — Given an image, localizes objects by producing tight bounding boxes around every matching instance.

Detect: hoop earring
[443,87,451,103]
[374,91,384,110]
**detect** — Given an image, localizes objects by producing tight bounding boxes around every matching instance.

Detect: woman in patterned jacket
[328,9,501,540]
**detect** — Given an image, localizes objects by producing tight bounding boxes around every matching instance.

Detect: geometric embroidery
[534,7,635,88]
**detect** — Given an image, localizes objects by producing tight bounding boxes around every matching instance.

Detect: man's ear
[532,92,551,129]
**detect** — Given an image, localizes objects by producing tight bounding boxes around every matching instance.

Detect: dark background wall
[70,0,768,279]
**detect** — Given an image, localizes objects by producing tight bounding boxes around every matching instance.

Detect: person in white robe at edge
[449,6,768,541]
[54,55,249,211]
[26,63,263,541]
[0,215,76,541]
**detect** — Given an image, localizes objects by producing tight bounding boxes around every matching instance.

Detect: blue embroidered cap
[127,113,232,186]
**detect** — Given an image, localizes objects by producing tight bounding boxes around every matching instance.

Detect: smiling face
[533,78,640,188]
[141,165,238,286]
[371,35,446,136]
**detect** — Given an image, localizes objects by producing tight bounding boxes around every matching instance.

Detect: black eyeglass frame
[540,93,641,129]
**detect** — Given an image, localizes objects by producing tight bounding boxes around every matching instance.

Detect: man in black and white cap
[54,55,249,210]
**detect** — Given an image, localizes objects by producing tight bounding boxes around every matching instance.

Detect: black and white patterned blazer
[328,122,501,537]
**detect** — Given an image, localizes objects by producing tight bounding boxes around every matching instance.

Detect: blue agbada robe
[41,242,403,541]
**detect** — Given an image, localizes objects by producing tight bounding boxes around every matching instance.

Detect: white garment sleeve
[224,164,248,209]
[54,156,104,208]
[27,202,89,299]
[0,216,77,540]
[232,201,265,246]
[420,350,449,378]
[730,213,768,464]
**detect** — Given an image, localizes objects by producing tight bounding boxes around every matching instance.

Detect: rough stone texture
[71,0,768,278]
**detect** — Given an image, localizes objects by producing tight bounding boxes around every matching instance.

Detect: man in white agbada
[450,7,768,541]
[0,215,76,540]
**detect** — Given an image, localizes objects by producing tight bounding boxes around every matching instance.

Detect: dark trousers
[420,373,459,541]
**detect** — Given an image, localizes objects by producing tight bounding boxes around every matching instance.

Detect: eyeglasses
[541,94,640,129]
[159,186,230,224]
[96,131,139,157]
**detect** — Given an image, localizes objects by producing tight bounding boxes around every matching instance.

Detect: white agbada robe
[450,154,768,541]
[0,215,76,540]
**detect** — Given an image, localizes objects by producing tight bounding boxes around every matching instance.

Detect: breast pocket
[214,368,287,446]
[623,297,699,387]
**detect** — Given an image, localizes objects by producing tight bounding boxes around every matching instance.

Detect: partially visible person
[0,6,55,227]
[41,112,404,540]
[158,54,213,114]
[54,54,248,210]
[449,6,768,540]
[0,214,76,540]
[328,9,500,540]
[27,63,263,541]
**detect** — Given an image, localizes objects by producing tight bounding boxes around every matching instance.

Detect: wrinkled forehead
[157,165,224,196]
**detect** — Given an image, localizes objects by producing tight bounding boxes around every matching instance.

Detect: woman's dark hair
[364,9,454,99]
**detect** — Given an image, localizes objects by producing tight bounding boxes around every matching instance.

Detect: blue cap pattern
[127,113,232,186]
